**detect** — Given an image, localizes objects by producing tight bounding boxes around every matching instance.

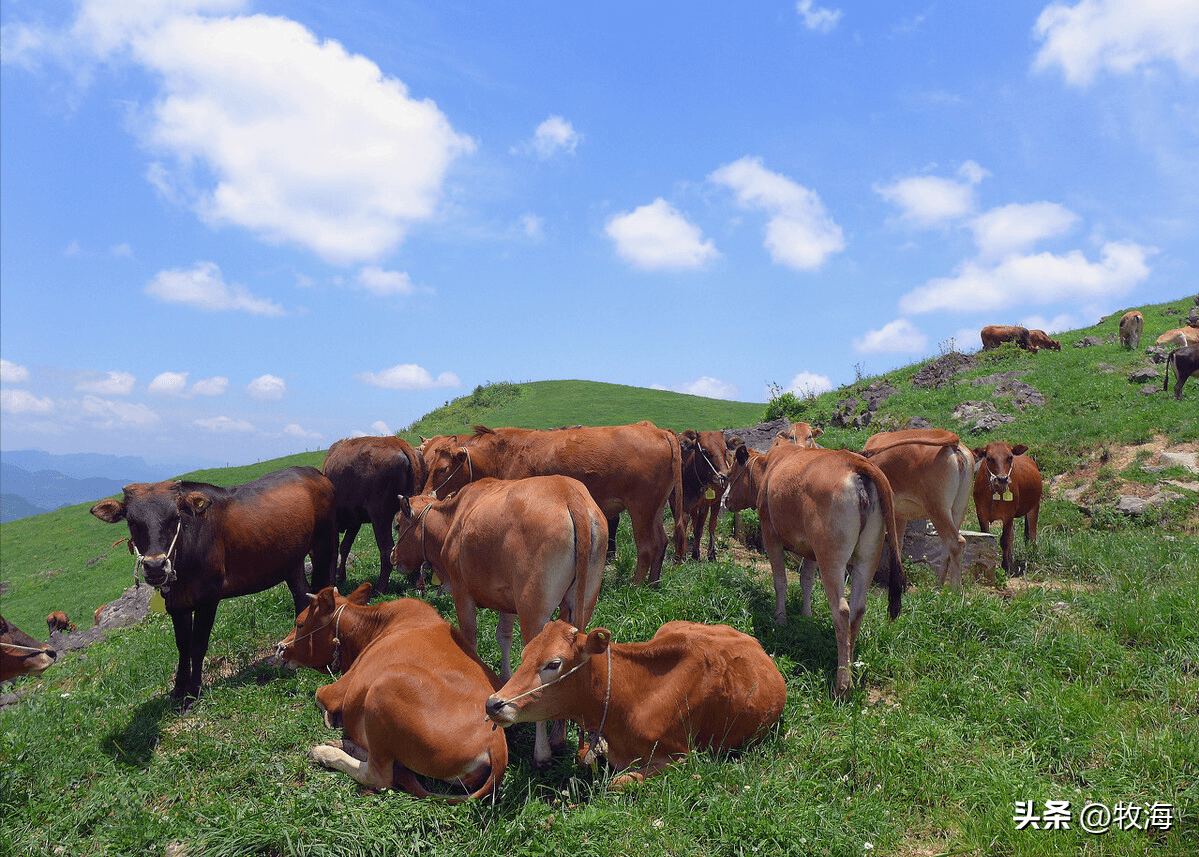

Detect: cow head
[423,445,474,499]
[391,494,436,574]
[680,430,730,490]
[971,441,1029,494]
[485,621,606,727]
[1,614,56,681]
[90,482,213,590]
[791,422,824,448]
[724,440,763,513]
[275,583,371,670]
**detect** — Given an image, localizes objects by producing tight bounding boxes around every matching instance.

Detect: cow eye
[543,658,562,673]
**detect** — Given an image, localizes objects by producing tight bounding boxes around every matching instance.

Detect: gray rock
[1145,346,1172,364]
[911,352,976,389]
[1117,496,1149,516]
[1074,336,1104,348]
[1129,367,1161,382]
[1159,451,1199,473]
[1140,384,1161,396]
[723,418,792,454]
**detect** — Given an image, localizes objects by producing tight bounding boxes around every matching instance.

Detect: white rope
[129,517,183,591]
[431,447,473,499]
[277,604,346,665]
[0,642,53,655]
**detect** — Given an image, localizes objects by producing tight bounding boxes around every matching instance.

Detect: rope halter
[431,446,473,499]
[277,604,347,675]
[125,517,183,593]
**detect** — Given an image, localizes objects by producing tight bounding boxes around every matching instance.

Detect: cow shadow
[101,695,175,769]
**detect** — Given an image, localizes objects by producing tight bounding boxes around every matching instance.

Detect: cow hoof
[309,745,342,767]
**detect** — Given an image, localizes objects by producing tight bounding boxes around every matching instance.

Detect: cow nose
[141,555,169,580]
[484,696,507,719]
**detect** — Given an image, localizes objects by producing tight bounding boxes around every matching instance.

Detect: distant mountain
[0,493,46,524]
[0,449,218,483]
[0,463,128,521]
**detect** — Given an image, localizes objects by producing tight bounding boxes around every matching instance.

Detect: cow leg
[336,523,360,585]
[495,612,516,681]
[688,508,702,561]
[286,561,313,615]
[927,510,966,590]
[309,744,393,792]
[1024,505,1039,544]
[186,600,219,702]
[999,519,1015,575]
[370,517,395,595]
[705,503,720,562]
[798,557,817,617]
[630,510,669,586]
[316,679,349,729]
[168,609,194,703]
[761,523,790,625]
[606,514,620,559]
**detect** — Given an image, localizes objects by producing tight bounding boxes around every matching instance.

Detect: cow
[980,325,1036,352]
[277,584,506,801]
[90,466,338,706]
[770,421,824,449]
[1,615,57,682]
[1027,329,1061,351]
[391,475,606,766]
[725,441,905,697]
[676,429,730,562]
[861,429,975,589]
[1155,326,1199,347]
[1165,345,1199,400]
[420,422,683,586]
[971,441,1043,576]
[322,436,426,595]
[1119,311,1144,350]
[484,619,786,787]
[46,611,75,635]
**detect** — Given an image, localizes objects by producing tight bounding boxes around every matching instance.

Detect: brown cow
[676,429,730,561]
[421,423,683,586]
[972,442,1043,575]
[277,584,506,800]
[1119,311,1144,349]
[980,325,1036,352]
[322,436,426,595]
[861,429,975,589]
[391,475,606,766]
[1027,329,1061,351]
[46,611,75,635]
[484,619,786,786]
[770,421,824,450]
[90,466,338,705]
[1155,326,1199,347]
[1165,345,1199,399]
[725,441,905,697]
[1,615,56,681]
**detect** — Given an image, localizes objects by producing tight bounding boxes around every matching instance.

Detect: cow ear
[584,627,612,655]
[90,498,127,523]
[971,446,986,462]
[316,587,338,612]
[397,496,413,518]
[812,427,824,440]
[735,444,750,465]
[1012,444,1029,456]
[349,582,372,605]
[180,492,210,516]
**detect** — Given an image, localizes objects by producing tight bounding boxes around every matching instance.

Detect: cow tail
[1165,352,1174,393]
[465,741,507,804]
[865,464,906,620]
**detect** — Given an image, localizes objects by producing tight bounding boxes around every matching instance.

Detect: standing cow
[675,429,730,562]
[322,436,426,595]
[90,466,338,706]
[1,615,56,681]
[1164,345,1199,400]
[972,442,1043,575]
[980,325,1037,352]
[1119,311,1144,350]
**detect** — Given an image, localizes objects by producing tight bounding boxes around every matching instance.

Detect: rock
[1145,346,1172,364]
[911,352,976,389]
[952,400,997,422]
[862,380,898,412]
[1140,384,1161,396]
[906,416,932,429]
[1117,496,1149,516]
[1186,307,1199,327]
[1159,451,1199,473]
[723,418,792,454]
[902,520,1000,585]
[1074,336,1104,348]
[971,413,1016,432]
[1129,367,1161,383]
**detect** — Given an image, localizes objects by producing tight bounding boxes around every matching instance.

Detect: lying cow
[972,442,1043,575]
[1165,345,1199,400]
[725,441,905,697]
[277,584,506,800]
[46,611,75,635]
[322,435,426,595]
[391,475,606,766]
[980,325,1036,352]
[861,429,975,589]
[485,619,785,786]
[1155,326,1199,347]
[90,466,338,706]
[676,429,730,562]
[1119,311,1144,350]
[1028,329,1061,351]
[1,614,56,681]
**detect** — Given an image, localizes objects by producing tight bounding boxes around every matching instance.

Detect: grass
[2,296,1198,855]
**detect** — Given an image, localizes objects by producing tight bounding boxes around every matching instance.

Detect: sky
[2,1,1197,468]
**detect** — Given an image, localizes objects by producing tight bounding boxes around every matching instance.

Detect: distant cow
[1119,311,1144,350]
[972,442,1043,575]
[980,325,1036,352]
[1,615,56,681]
[862,429,975,589]
[322,436,426,595]
[725,441,905,697]
[1165,345,1199,400]
[46,611,75,635]
[90,466,338,706]
[1155,326,1199,347]
[676,429,730,562]
[771,421,824,449]
[391,475,606,766]
[485,620,785,786]
[1027,329,1061,351]
[277,584,506,800]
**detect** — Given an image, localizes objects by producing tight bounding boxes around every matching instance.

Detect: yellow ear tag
[993,492,1001,501]
[704,488,716,500]
[431,572,441,586]
[1003,491,1014,501]
[150,591,167,613]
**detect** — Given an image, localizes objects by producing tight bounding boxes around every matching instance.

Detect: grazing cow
[46,611,75,635]
[322,436,426,595]
[1165,345,1199,400]
[676,429,730,561]
[391,475,606,766]
[421,422,683,586]
[861,429,975,589]
[1119,311,1144,350]
[90,466,338,706]
[971,442,1043,575]
[277,584,506,801]
[485,619,785,786]
[980,325,1036,352]
[1155,326,1199,347]
[1027,329,1061,351]
[1,615,56,681]
[725,441,905,697]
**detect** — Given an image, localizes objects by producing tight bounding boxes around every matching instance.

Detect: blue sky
[2,1,1197,467]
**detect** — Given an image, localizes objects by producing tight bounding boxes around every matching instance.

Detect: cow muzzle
[140,555,177,589]
[484,696,516,726]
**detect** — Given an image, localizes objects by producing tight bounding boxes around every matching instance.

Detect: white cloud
[111,243,133,257]
[672,377,740,400]
[709,156,844,270]
[81,395,159,426]
[519,213,545,241]
[148,371,189,396]
[146,261,285,316]
[370,420,391,435]
[284,423,321,439]
[191,376,229,396]
[356,364,461,391]
[606,198,719,271]
[797,1,843,34]
[853,318,928,354]
[75,370,136,396]
[1019,312,1078,334]
[195,415,255,432]
[899,240,1154,314]
[1,388,55,414]
[1034,0,1199,85]
[784,371,834,396]
[247,374,286,401]
[356,266,414,297]
[1,359,31,384]
[527,115,582,158]
[969,202,1080,260]
[875,161,989,226]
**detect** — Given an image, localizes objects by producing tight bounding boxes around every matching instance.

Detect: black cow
[1165,345,1199,400]
[90,466,337,706]
[1,614,56,681]
[322,436,426,594]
